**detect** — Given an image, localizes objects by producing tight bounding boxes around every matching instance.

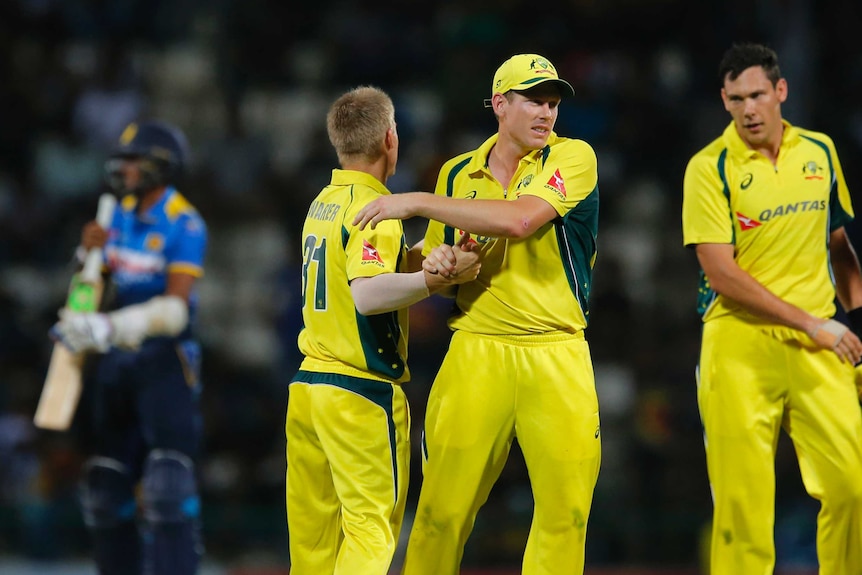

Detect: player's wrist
[423,268,446,294]
[413,192,433,219]
[807,318,848,349]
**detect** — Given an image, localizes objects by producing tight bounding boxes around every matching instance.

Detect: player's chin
[528,132,551,148]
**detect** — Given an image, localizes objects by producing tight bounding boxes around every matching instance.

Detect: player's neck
[751,124,784,166]
[136,185,169,213]
[488,138,527,190]
[342,159,389,188]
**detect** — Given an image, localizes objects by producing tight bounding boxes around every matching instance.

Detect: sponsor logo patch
[735,212,762,231]
[545,169,567,198]
[144,233,165,252]
[362,239,384,264]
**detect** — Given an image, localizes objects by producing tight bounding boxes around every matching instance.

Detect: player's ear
[384,124,398,153]
[775,78,788,103]
[490,92,508,114]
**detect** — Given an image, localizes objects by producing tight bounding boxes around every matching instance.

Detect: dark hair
[718,43,781,86]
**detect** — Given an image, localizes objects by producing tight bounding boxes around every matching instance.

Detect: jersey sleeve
[345,196,404,281]
[682,153,734,247]
[518,139,597,216]
[165,214,207,277]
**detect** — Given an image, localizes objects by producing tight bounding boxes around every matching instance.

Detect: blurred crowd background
[1,0,861,572]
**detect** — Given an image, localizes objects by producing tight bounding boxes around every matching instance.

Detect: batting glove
[50,310,113,353]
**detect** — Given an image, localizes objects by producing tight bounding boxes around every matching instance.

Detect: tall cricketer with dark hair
[51,120,208,575]
[682,43,862,574]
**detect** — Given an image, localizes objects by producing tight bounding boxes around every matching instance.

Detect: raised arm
[353,192,558,239]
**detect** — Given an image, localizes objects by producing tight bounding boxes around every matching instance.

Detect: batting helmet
[105,120,189,193]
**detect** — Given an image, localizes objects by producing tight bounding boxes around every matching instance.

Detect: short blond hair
[326,86,395,165]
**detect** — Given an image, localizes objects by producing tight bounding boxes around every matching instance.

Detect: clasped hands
[423,232,480,280]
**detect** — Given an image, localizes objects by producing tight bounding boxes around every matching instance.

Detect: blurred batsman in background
[50,121,209,575]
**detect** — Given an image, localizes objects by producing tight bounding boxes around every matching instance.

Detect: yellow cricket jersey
[423,132,599,335]
[297,169,411,383]
[682,120,854,324]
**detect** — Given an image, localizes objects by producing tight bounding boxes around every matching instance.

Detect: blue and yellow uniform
[287,169,411,574]
[683,120,862,574]
[84,187,207,575]
[402,132,602,575]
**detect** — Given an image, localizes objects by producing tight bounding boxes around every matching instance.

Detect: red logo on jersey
[736,212,762,231]
[457,229,479,248]
[362,239,384,263]
[545,169,567,197]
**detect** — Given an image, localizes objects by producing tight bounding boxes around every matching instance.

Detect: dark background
[1,0,860,572]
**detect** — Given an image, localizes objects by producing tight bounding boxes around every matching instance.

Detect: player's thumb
[457,232,478,251]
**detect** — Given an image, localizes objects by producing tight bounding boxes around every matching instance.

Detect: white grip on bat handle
[80,194,117,283]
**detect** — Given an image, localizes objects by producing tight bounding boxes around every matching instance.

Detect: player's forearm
[351,272,430,315]
[414,194,527,238]
[351,260,474,315]
[697,244,822,334]
[51,295,190,354]
[110,295,189,346]
[708,264,820,334]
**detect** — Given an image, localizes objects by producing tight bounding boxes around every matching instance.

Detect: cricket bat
[34,193,116,430]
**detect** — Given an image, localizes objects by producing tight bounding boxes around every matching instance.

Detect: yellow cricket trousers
[699,318,862,575]
[402,330,601,575]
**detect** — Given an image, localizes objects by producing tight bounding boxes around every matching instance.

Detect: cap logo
[489,54,573,105]
[120,123,138,145]
[530,57,554,73]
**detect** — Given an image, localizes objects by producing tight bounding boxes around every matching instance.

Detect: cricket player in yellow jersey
[354,54,601,575]
[287,86,480,575]
[682,43,862,575]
